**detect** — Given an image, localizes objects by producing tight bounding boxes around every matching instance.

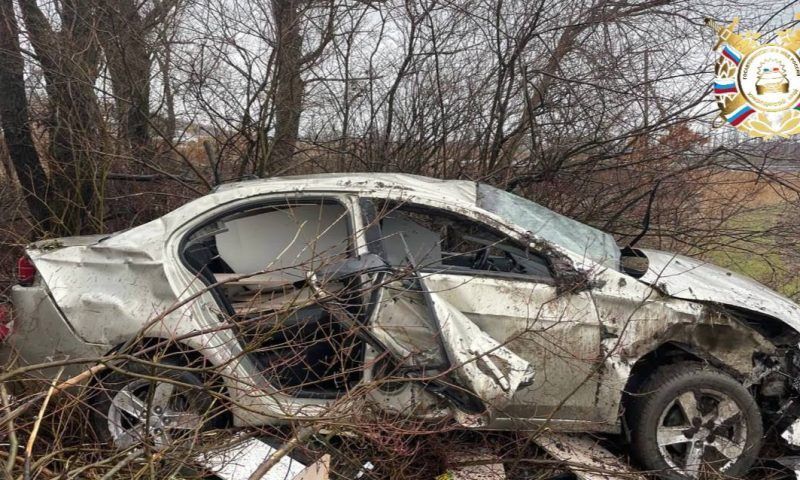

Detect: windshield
[477,184,620,270]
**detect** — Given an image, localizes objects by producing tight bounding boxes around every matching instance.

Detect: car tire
[627,362,762,479]
[90,359,226,449]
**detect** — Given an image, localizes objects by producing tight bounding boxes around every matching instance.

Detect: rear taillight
[17,256,36,285]
[0,304,10,341]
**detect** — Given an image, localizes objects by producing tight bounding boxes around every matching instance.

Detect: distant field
[697,170,800,299]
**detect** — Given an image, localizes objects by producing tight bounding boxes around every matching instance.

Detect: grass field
[695,170,800,299]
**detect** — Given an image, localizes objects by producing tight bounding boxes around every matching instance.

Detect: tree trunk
[20,0,108,235]
[267,0,304,176]
[0,0,50,229]
[97,0,151,160]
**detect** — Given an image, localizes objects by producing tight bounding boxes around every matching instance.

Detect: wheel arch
[92,336,234,424]
[619,309,778,386]
[619,327,772,438]
[620,342,702,421]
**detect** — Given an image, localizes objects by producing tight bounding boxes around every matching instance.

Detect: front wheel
[90,359,225,449]
[627,363,763,479]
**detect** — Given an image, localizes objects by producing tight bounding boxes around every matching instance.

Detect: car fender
[636,248,800,335]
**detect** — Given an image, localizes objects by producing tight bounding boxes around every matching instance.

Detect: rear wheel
[90,359,225,449]
[627,363,762,479]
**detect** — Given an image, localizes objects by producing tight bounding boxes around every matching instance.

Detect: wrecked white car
[4,173,800,478]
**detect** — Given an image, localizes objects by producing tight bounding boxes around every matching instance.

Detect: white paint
[199,437,307,480]
[418,276,535,411]
[638,248,800,333]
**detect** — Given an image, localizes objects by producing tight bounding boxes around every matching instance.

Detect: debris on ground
[199,437,309,480]
[437,446,506,479]
[532,432,646,480]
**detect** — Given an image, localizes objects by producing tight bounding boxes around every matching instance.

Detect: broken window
[477,184,620,269]
[372,202,552,281]
[182,199,364,398]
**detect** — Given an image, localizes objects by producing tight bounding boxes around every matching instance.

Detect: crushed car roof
[29,173,622,273]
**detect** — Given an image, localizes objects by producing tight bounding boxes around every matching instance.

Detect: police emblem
[708,17,800,138]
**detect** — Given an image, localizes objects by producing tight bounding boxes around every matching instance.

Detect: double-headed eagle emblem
[708,17,800,138]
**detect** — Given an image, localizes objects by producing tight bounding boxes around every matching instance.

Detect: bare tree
[19,0,109,234]
[0,0,49,228]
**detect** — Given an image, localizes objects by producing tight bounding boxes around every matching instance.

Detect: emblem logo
[708,17,800,138]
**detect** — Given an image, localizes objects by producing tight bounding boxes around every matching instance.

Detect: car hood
[637,248,800,333]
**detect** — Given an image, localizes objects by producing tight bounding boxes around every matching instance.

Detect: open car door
[417,274,535,410]
[311,255,534,424]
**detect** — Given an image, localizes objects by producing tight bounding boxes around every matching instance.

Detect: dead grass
[689,170,800,299]
[699,170,800,208]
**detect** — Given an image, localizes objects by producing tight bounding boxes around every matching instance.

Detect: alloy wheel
[106,379,204,449]
[656,388,747,478]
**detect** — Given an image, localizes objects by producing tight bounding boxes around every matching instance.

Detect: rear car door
[179,195,370,402]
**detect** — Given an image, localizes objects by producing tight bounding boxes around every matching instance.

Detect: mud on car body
[4,173,800,479]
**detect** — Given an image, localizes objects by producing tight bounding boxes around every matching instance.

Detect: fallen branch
[24,367,62,480]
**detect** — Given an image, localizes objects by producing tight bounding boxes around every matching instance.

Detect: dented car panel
[637,248,800,332]
[422,272,607,426]
[8,283,107,378]
[417,275,536,411]
[26,219,173,347]
[588,265,780,424]
[365,275,535,425]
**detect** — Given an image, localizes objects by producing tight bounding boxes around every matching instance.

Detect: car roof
[210,172,479,206]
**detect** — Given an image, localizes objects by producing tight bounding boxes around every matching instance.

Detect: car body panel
[6,284,107,378]
[637,248,800,331]
[421,272,603,422]
[364,275,536,425]
[416,275,535,411]
[26,218,171,347]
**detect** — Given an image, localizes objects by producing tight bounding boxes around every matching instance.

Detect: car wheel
[90,359,224,449]
[628,363,762,479]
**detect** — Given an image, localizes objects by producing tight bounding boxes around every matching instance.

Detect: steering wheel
[471,246,491,270]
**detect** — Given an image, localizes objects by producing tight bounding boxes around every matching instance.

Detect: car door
[353,266,535,425]
[363,198,607,427]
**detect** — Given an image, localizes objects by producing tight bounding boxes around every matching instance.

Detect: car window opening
[477,184,621,270]
[374,202,553,281]
[182,200,366,398]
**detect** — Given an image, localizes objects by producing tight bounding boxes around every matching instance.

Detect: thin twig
[98,448,143,480]
[1,383,18,479]
[23,367,63,480]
